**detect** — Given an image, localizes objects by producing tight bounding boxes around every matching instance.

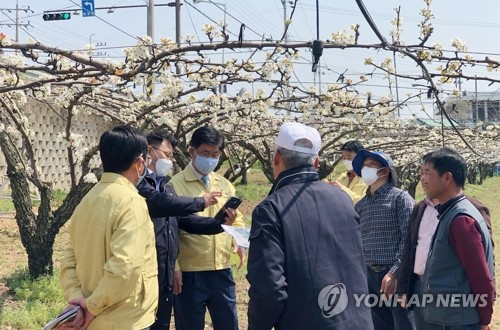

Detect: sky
[2,0,500,119]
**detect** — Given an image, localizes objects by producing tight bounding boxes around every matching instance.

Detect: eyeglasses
[137,153,152,165]
[152,146,174,159]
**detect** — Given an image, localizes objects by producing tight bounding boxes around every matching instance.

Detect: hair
[190,126,225,151]
[277,138,316,169]
[423,147,467,188]
[422,150,434,163]
[99,125,148,173]
[146,127,179,148]
[340,140,364,153]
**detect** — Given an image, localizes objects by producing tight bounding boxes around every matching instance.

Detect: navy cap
[352,150,398,186]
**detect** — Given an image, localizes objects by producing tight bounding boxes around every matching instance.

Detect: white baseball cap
[275,122,321,155]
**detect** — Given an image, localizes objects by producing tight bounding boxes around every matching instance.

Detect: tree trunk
[26,233,56,278]
[407,180,418,199]
[6,151,57,277]
[478,165,484,185]
[240,169,248,185]
[317,160,338,180]
[0,130,96,278]
[467,171,477,185]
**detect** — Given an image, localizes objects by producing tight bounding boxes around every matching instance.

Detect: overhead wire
[207,0,263,38]
[298,0,314,37]
[232,1,280,38]
[184,1,239,38]
[300,3,500,30]
[0,10,42,44]
[2,1,494,121]
[354,0,490,158]
[67,0,139,41]
[184,1,202,43]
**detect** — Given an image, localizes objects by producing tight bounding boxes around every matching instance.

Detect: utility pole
[147,0,154,40]
[475,75,478,124]
[145,0,155,97]
[282,0,291,115]
[318,61,322,94]
[282,0,288,44]
[175,0,181,74]
[0,1,33,45]
[15,1,19,43]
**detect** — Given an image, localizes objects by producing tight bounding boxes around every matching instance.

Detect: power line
[0,10,40,44]
[206,0,263,38]
[184,1,202,42]
[184,1,238,38]
[232,1,280,38]
[67,0,139,41]
[300,3,500,30]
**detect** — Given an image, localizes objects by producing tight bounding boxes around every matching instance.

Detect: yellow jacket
[336,171,367,204]
[169,163,244,271]
[60,173,158,330]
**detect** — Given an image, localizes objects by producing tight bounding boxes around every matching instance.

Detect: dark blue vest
[422,197,494,326]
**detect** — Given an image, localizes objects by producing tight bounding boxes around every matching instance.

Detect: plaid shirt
[355,183,414,276]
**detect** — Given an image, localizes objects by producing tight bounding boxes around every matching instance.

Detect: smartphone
[214,196,242,222]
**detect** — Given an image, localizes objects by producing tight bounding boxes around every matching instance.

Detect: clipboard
[43,306,80,330]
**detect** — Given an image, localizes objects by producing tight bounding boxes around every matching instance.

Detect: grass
[234,170,272,203]
[0,200,14,213]
[0,174,499,329]
[0,270,66,329]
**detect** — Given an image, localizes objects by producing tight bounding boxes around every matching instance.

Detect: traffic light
[43,12,71,21]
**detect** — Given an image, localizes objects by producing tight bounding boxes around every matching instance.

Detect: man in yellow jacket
[331,140,367,204]
[169,126,244,330]
[59,125,158,330]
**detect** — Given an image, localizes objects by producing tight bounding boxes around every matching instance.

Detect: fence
[0,97,112,193]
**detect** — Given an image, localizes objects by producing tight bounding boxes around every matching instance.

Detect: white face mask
[361,166,381,186]
[136,158,147,186]
[155,158,173,178]
[343,159,353,171]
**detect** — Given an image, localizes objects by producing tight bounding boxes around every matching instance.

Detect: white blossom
[83,173,98,184]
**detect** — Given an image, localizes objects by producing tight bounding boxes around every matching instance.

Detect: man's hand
[480,325,491,330]
[223,208,237,226]
[203,191,223,208]
[57,303,84,330]
[173,270,183,295]
[233,245,246,269]
[380,272,397,299]
[59,297,95,330]
[329,181,342,188]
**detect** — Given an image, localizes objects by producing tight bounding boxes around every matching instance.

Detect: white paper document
[222,225,251,248]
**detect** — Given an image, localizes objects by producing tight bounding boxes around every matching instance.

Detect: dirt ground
[0,214,26,315]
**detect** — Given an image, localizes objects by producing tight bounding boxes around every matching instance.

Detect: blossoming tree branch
[0,0,498,277]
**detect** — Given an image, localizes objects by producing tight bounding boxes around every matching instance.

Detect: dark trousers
[151,288,173,330]
[413,278,480,330]
[174,269,238,330]
[367,266,415,330]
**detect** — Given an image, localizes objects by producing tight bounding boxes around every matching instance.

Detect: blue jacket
[137,175,223,292]
[247,165,373,330]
